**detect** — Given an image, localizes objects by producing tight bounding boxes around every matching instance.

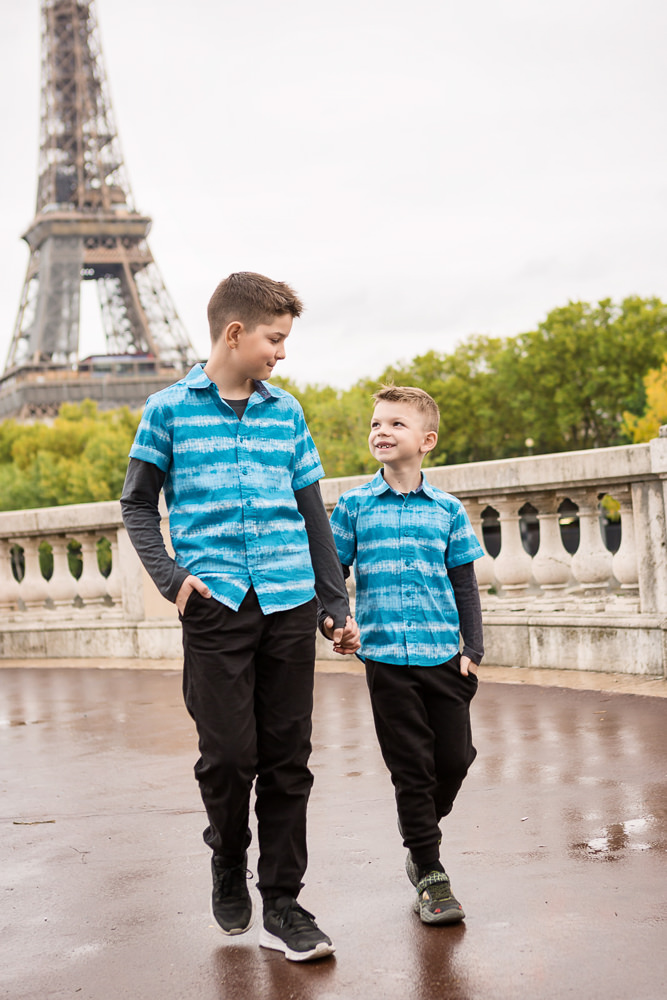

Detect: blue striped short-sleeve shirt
[330,470,484,666]
[129,364,324,614]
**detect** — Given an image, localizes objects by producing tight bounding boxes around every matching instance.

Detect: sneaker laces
[214,862,253,901]
[275,900,317,930]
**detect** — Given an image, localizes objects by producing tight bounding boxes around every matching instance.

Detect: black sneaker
[414,871,465,925]
[210,853,253,935]
[259,896,335,961]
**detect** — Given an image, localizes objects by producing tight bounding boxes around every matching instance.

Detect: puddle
[571,817,656,859]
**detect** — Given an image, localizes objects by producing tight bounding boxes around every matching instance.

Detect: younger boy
[121,272,359,961]
[323,385,484,924]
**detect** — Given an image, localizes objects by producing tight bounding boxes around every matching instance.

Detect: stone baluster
[611,492,639,595]
[531,493,572,594]
[0,538,21,614]
[17,536,50,611]
[49,536,80,611]
[103,531,122,605]
[569,488,613,594]
[485,497,534,595]
[472,505,496,594]
[73,534,107,609]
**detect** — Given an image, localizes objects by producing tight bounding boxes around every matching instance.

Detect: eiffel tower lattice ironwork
[0,0,198,419]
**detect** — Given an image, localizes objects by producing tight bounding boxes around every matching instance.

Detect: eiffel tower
[0,0,198,420]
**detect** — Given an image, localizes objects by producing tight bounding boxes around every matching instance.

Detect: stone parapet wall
[2,436,667,677]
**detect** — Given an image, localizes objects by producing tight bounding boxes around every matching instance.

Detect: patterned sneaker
[210,853,253,935]
[414,871,465,925]
[259,897,335,962]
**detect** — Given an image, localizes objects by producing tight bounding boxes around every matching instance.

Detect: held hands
[175,575,211,614]
[323,615,361,655]
[460,655,478,677]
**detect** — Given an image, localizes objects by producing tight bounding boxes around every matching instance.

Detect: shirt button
[246,500,253,507]
[242,469,248,476]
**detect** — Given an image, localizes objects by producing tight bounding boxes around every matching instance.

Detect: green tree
[0,401,141,511]
[510,297,667,452]
[623,355,667,442]
[378,336,526,465]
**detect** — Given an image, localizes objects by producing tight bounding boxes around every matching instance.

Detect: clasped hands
[322,615,361,655]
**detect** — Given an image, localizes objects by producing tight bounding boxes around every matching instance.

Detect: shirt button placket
[401,499,413,659]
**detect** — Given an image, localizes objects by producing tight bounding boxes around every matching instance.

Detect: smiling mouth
[374,442,394,449]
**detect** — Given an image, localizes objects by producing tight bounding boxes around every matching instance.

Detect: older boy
[121,272,358,962]
[323,385,484,924]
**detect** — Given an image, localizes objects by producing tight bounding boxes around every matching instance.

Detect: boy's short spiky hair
[372,384,440,433]
[207,272,304,342]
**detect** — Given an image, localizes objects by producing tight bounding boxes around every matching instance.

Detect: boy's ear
[223,321,244,349]
[421,430,438,455]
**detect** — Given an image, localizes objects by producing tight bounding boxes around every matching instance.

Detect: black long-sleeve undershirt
[448,561,484,664]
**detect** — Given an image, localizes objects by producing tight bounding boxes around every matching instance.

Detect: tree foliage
[623,357,667,443]
[1,296,666,511]
[375,296,667,464]
[0,401,140,512]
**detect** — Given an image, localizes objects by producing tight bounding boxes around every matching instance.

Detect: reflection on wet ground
[1,666,666,1000]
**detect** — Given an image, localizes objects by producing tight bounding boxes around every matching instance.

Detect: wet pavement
[1,662,666,1000]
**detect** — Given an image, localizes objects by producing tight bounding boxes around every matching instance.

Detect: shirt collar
[369,469,434,498]
[182,364,275,402]
[183,363,212,389]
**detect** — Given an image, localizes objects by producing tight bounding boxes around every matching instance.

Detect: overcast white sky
[1,0,666,388]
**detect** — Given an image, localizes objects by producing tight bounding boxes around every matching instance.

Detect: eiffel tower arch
[0,0,198,420]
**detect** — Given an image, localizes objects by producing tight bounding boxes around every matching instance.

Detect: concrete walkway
[1,661,666,1000]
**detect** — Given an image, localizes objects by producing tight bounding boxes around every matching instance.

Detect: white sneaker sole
[210,896,254,936]
[259,927,335,961]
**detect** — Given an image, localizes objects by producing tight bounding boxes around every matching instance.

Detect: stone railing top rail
[320,438,667,506]
[0,499,123,538]
[1,437,666,539]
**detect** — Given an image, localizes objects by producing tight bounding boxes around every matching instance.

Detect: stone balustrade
[2,433,667,676]
[0,499,180,659]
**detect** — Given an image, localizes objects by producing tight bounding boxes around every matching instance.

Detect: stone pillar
[531,492,572,592]
[18,537,50,611]
[49,536,79,611]
[488,497,534,594]
[611,492,639,594]
[115,524,149,621]
[472,503,496,593]
[104,531,123,604]
[569,489,613,593]
[0,538,21,614]
[74,535,107,608]
[631,478,667,614]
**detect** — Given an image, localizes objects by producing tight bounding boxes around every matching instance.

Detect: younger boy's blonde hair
[372,385,440,434]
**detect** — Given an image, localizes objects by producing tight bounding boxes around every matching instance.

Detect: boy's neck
[382,461,424,494]
[203,357,254,399]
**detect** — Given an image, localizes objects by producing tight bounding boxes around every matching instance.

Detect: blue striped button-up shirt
[330,470,484,666]
[130,364,324,614]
